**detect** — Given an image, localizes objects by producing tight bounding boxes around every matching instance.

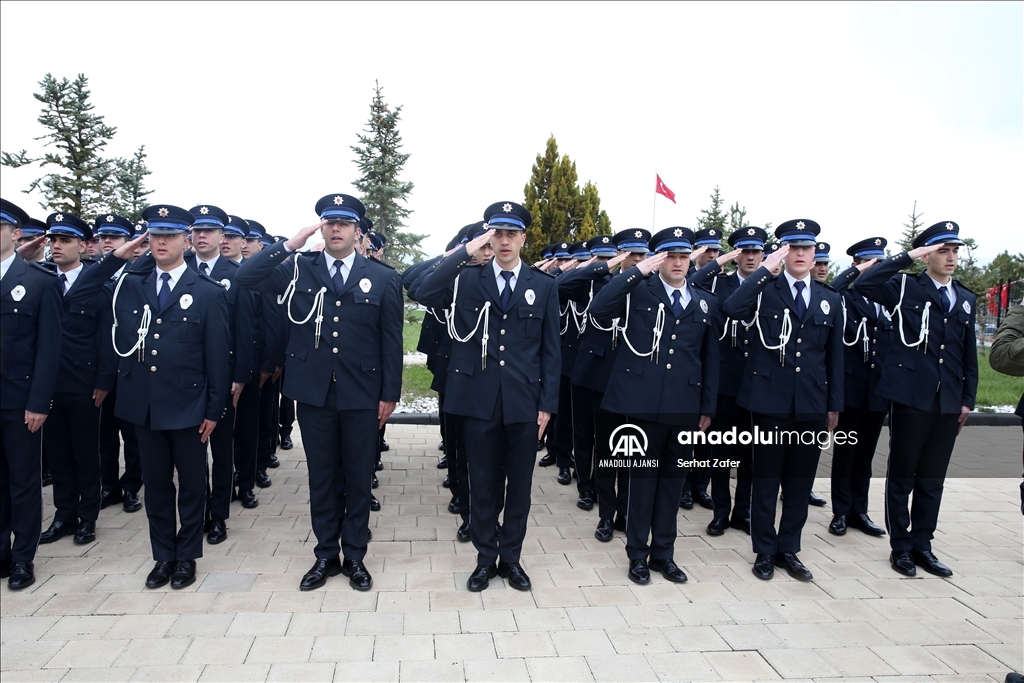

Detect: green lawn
[402,364,435,403]
[403,307,425,354]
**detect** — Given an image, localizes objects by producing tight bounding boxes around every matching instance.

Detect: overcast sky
[1,1,1020,266]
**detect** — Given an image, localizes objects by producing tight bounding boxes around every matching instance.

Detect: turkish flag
[655,174,676,203]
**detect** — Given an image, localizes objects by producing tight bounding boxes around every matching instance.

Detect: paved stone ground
[2,425,1021,682]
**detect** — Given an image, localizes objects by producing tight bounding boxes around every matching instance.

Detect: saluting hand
[606,252,629,271]
[14,235,45,259]
[908,243,942,260]
[690,246,708,263]
[716,248,742,267]
[635,252,668,276]
[464,229,494,257]
[113,231,148,260]
[285,220,328,252]
[854,258,878,274]
[763,244,790,272]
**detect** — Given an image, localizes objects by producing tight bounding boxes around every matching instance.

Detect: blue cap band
[320,208,360,222]
[695,239,722,247]
[855,249,885,259]
[733,239,765,249]
[97,226,132,237]
[925,233,960,245]
[0,211,20,225]
[47,225,85,238]
[192,217,225,228]
[780,233,816,244]
[487,216,526,229]
[146,220,187,231]
[19,227,45,236]
[616,239,647,250]
[656,239,693,252]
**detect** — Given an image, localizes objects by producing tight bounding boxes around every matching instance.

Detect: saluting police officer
[853,221,978,578]
[416,202,561,592]
[236,194,403,591]
[590,227,719,585]
[72,204,231,589]
[801,243,835,509]
[723,220,843,582]
[825,237,892,538]
[38,212,108,546]
[0,199,63,590]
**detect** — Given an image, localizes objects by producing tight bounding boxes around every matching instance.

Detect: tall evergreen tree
[898,201,926,275]
[727,201,749,241]
[351,80,424,266]
[111,145,153,222]
[696,186,728,234]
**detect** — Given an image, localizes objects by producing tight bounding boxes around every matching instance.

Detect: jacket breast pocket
[516,304,544,337]
[808,312,834,343]
[2,303,35,335]
[353,292,380,323]
[174,316,201,343]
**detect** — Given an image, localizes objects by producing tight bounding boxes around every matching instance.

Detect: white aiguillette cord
[110,270,152,361]
[892,273,930,351]
[840,297,871,361]
[446,272,491,370]
[277,254,328,348]
[617,293,666,363]
[750,291,793,366]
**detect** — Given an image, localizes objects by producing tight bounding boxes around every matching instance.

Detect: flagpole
[652,172,657,230]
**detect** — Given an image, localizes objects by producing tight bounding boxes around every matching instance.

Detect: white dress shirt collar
[0,252,16,281]
[156,261,190,294]
[662,278,691,308]
[783,270,812,305]
[492,258,522,290]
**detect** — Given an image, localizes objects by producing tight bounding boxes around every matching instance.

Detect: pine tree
[2,73,118,217]
[111,145,153,222]
[351,80,424,266]
[727,202,749,242]
[898,201,926,275]
[697,186,728,234]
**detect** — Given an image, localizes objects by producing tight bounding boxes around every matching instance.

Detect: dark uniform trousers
[257,376,281,472]
[885,396,959,552]
[279,376,295,441]
[45,393,101,524]
[135,420,208,561]
[206,400,236,522]
[0,410,43,563]
[551,375,574,468]
[831,408,885,517]
[625,418,694,562]
[592,401,629,524]
[439,393,469,523]
[99,391,142,494]
[709,395,752,522]
[297,382,375,561]
[233,380,260,492]
[463,393,535,565]
[570,385,597,495]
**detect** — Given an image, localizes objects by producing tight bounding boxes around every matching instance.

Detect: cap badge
[747,228,756,235]
[179,294,193,310]
[962,300,971,314]
[945,222,953,230]
[158,208,169,217]
[502,203,513,213]
[634,231,643,238]
[333,196,344,205]
[561,242,568,248]
[796,221,806,230]
[199,206,209,215]
[673,228,683,237]
[818,243,825,249]
[11,285,26,301]
[359,278,372,293]
[602,236,609,243]
[874,238,882,246]
[525,289,536,305]
[709,229,716,236]
[699,299,708,314]
[55,214,64,223]
[820,300,830,315]
[106,215,114,222]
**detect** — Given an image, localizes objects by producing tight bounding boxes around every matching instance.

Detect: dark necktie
[198,262,209,276]
[59,273,68,295]
[157,272,172,310]
[671,289,683,317]
[332,260,345,295]
[939,285,951,313]
[863,296,876,321]
[794,281,806,320]
[500,270,514,311]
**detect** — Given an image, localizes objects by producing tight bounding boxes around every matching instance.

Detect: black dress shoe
[467,563,497,591]
[448,496,461,514]
[370,496,381,512]
[41,470,52,487]
[679,490,693,510]
[437,456,448,469]
[122,490,143,513]
[613,515,627,532]
[497,561,531,591]
[146,561,174,588]
[577,493,594,511]
[649,558,688,583]
[595,519,614,542]
[300,557,342,591]
[207,517,227,544]
[536,438,545,452]
[8,561,34,590]
[538,452,555,467]
[808,491,828,507]
[171,560,197,589]
[442,474,451,489]
[280,436,294,450]
[774,552,813,581]
[0,560,10,579]
[341,559,373,591]
[375,459,384,471]
[752,553,774,580]
[39,520,75,544]
[100,488,123,509]
[557,467,571,485]
[73,521,96,544]
[729,516,751,535]
[628,558,650,584]
[438,440,445,452]
[457,520,471,542]
[706,516,728,537]
[694,490,714,510]
[829,515,847,536]
[238,489,259,508]
[267,454,280,468]
[255,470,272,489]
[912,550,953,577]
[380,440,390,452]
[890,550,916,576]
[850,513,886,537]
[372,474,379,489]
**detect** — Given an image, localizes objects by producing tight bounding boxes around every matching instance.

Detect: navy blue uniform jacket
[414,247,561,423]
[0,255,63,414]
[558,262,617,394]
[723,266,843,419]
[689,261,749,398]
[589,266,719,423]
[852,251,978,413]
[235,242,403,411]
[830,266,893,413]
[56,260,116,395]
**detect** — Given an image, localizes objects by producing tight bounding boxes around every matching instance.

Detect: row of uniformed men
[0,196,393,590]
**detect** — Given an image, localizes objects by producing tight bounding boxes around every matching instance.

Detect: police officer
[236,194,403,591]
[825,237,891,538]
[39,212,107,546]
[723,220,843,582]
[14,218,47,263]
[687,227,770,536]
[589,227,719,585]
[416,202,560,592]
[72,204,231,589]
[94,214,144,513]
[803,242,835,509]
[853,221,978,578]
[221,216,246,263]
[0,199,63,589]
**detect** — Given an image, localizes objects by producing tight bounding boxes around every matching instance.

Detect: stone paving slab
[1,424,1021,682]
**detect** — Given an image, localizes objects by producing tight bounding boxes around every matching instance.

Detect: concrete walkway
[1,425,1021,682]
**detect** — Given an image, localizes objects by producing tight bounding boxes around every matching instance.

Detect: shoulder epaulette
[531,265,556,278]
[30,261,58,275]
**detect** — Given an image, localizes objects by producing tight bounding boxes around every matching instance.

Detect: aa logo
[609,424,648,459]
